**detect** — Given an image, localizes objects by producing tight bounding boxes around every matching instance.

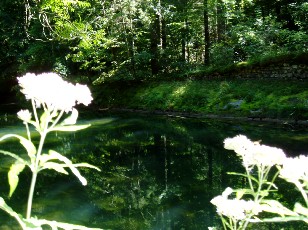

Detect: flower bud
[17,109,32,123]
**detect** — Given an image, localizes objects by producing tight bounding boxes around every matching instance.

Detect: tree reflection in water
[0,112,307,229]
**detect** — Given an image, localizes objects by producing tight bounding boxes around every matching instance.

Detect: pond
[0,111,307,229]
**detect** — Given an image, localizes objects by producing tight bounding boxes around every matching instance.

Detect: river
[0,111,307,229]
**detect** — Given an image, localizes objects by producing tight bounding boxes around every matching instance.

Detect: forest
[1,0,308,119]
[1,0,308,83]
[0,1,308,229]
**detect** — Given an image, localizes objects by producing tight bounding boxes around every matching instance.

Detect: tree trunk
[161,18,167,50]
[204,0,210,65]
[216,0,225,42]
[150,13,160,75]
[181,18,188,62]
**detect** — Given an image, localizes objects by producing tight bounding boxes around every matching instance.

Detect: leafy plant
[0,72,103,229]
[210,135,308,230]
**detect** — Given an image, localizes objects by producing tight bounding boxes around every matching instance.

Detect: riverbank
[93,79,308,124]
[94,108,308,130]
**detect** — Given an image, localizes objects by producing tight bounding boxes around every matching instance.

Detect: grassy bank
[94,79,308,121]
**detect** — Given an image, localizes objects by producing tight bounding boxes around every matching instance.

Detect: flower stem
[48,109,64,131]
[25,122,31,142]
[26,129,47,219]
[241,165,265,230]
[31,99,39,125]
[295,181,308,207]
[245,167,255,193]
[26,171,37,219]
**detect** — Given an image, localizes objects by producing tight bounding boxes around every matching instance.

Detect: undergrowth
[94,79,308,121]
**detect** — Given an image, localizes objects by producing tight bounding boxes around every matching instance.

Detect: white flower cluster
[211,187,262,220]
[280,155,308,185]
[212,134,308,227]
[224,135,286,168]
[18,72,92,112]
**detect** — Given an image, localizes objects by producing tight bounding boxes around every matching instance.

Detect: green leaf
[73,163,101,171]
[261,199,299,216]
[41,162,69,174]
[0,197,28,229]
[61,108,78,125]
[28,120,41,131]
[263,181,278,190]
[294,202,308,216]
[47,150,91,185]
[0,150,29,166]
[39,153,58,165]
[249,216,308,223]
[259,190,270,197]
[50,124,91,132]
[39,151,100,177]
[0,134,36,160]
[39,153,68,174]
[40,111,50,130]
[26,217,104,229]
[235,189,253,199]
[228,171,259,184]
[8,161,26,197]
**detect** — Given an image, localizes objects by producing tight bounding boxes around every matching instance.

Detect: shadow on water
[0,110,307,229]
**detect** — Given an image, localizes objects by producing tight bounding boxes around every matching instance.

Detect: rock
[224,100,244,110]
[248,109,265,120]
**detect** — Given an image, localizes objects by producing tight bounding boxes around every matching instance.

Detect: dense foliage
[1,2,308,228]
[94,79,308,120]
[1,0,307,85]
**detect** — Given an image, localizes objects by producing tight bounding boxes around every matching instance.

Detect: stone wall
[236,64,308,80]
[206,63,308,80]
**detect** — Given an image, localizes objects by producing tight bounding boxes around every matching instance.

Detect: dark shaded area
[0,78,17,104]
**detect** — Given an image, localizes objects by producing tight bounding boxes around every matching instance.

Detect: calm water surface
[0,111,307,229]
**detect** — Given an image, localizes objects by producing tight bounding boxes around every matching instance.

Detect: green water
[0,111,307,229]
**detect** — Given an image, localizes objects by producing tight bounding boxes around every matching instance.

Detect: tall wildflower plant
[0,73,103,229]
[210,135,308,230]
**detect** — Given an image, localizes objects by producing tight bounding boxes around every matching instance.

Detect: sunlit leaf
[39,153,69,173]
[50,124,91,132]
[28,120,41,131]
[0,134,36,160]
[27,217,104,229]
[48,150,88,185]
[235,189,251,199]
[50,110,59,118]
[61,108,78,125]
[259,190,269,197]
[73,163,101,171]
[0,197,27,229]
[8,161,26,197]
[227,172,259,184]
[40,111,50,130]
[0,150,29,166]
[264,181,278,190]
[39,151,100,177]
[39,153,58,165]
[41,162,69,174]
[294,202,308,216]
[249,216,308,223]
[261,199,299,216]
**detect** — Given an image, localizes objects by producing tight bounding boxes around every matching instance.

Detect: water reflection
[0,112,307,229]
